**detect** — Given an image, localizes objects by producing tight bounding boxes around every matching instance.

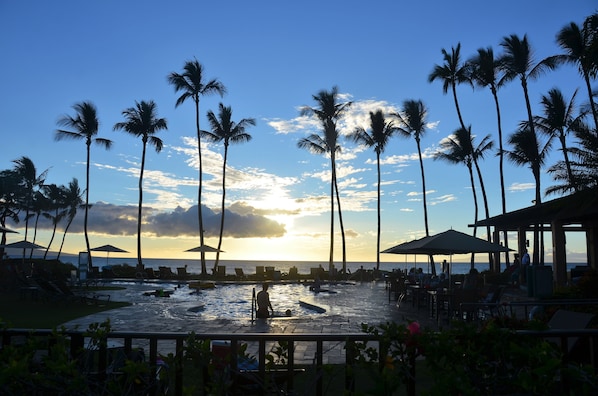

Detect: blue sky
[1,1,596,264]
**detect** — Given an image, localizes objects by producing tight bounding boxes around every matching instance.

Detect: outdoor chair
[51,278,111,305]
[177,267,189,279]
[235,268,246,280]
[546,309,595,354]
[158,266,175,279]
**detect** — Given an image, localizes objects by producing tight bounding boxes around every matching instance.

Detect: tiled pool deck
[61,280,528,364]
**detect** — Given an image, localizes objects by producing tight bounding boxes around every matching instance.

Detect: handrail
[2,327,597,395]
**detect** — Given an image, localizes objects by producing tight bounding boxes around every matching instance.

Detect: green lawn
[0,288,130,329]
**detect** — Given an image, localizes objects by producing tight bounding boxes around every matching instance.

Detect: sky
[1,1,596,265]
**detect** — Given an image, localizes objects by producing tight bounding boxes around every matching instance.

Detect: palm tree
[558,122,598,190]
[550,15,598,130]
[114,100,168,270]
[57,178,84,261]
[29,190,51,259]
[55,101,113,269]
[0,170,21,253]
[532,88,584,194]
[499,34,557,153]
[428,42,472,130]
[201,103,255,270]
[393,99,436,275]
[168,59,226,276]
[12,156,47,241]
[468,47,508,221]
[348,110,398,270]
[42,183,67,259]
[433,127,477,268]
[504,125,553,266]
[297,86,352,275]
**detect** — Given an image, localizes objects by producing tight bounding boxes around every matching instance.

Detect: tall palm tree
[168,59,226,276]
[114,100,168,270]
[468,47,508,222]
[29,190,51,259]
[499,34,557,153]
[348,110,398,270]
[557,122,598,190]
[550,15,598,130]
[297,86,352,275]
[57,178,84,261]
[428,42,472,130]
[393,99,437,276]
[505,126,553,266]
[42,183,67,259]
[433,127,477,268]
[532,88,584,194]
[201,103,255,270]
[55,101,113,269]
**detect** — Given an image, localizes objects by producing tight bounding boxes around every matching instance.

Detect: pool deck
[62,281,529,364]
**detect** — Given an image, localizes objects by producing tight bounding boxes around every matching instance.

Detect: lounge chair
[235,268,246,280]
[547,309,595,354]
[158,266,175,279]
[177,267,188,279]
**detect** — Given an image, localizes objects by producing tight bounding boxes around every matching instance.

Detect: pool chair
[546,309,595,354]
[235,268,246,280]
[158,266,175,279]
[176,266,188,279]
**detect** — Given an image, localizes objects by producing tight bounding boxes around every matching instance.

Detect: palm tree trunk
[195,99,207,275]
[583,72,598,132]
[376,153,381,270]
[333,161,347,277]
[492,86,510,267]
[57,217,74,261]
[44,211,59,259]
[416,138,436,275]
[329,162,335,273]
[468,164,479,269]
[452,84,466,130]
[473,158,493,268]
[137,141,147,271]
[84,141,92,270]
[214,145,228,271]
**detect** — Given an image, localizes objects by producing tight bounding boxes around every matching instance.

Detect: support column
[492,228,501,272]
[586,222,598,270]
[551,220,567,287]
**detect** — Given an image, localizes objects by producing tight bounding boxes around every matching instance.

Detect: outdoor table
[428,288,454,325]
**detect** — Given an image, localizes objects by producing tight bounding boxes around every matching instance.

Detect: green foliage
[357,319,598,396]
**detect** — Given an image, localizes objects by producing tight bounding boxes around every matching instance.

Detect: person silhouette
[256,283,274,318]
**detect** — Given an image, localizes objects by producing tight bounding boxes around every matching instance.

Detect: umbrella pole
[251,287,256,323]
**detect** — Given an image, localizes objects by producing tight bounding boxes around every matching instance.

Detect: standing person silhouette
[256,283,274,318]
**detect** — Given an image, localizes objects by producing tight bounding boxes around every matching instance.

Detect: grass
[0,287,130,329]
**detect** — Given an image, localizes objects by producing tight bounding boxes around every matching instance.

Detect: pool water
[105,280,390,324]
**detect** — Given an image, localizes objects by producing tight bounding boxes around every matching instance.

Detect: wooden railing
[2,328,597,395]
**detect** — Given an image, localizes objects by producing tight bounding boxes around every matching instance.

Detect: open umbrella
[382,229,512,287]
[184,245,223,253]
[91,244,129,266]
[0,240,45,250]
[0,225,18,234]
[382,229,511,255]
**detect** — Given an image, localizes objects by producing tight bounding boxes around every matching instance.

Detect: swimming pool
[112,282,362,320]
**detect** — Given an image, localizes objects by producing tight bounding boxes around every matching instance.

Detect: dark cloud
[16,201,286,239]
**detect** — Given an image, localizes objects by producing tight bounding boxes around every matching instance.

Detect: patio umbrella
[0,225,18,234]
[382,229,512,287]
[184,245,223,253]
[381,229,511,255]
[91,244,129,266]
[0,240,46,265]
[0,240,45,250]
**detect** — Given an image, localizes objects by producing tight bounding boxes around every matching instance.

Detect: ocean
[72,257,586,277]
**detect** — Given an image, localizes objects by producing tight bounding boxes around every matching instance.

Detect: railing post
[287,340,295,392]
[175,337,184,396]
[149,337,158,396]
[316,340,323,396]
[345,339,354,392]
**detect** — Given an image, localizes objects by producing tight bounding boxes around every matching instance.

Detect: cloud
[20,201,286,239]
[509,182,535,192]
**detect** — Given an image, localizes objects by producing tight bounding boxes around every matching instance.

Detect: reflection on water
[106,281,389,324]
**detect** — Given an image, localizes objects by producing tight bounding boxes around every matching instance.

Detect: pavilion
[473,187,598,286]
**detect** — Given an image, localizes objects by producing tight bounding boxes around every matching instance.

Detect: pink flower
[407,321,421,335]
